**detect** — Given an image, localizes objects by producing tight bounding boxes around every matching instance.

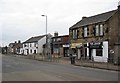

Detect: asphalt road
[2,54,119,81]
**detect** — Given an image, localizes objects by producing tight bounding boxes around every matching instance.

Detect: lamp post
[41,15,47,35]
[41,15,48,56]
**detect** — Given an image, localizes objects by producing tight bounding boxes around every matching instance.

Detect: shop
[63,44,69,57]
[70,43,83,59]
[87,41,108,62]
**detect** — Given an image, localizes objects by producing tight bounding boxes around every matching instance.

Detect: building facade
[22,35,46,55]
[69,4,120,62]
[8,40,23,54]
[52,32,69,57]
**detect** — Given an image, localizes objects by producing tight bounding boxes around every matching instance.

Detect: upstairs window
[84,27,88,37]
[57,38,62,42]
[72,29,78,39]
[100,24,104,36]
[30,43,32,47]
[95,25,99,36]
[34,43,38,47]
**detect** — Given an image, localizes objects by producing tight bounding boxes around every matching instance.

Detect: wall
[38,36,46,53]
[23,43,38,55]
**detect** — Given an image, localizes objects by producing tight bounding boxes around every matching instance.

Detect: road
[2,54,119,81]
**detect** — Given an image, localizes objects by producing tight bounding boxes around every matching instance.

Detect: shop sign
[63,44,69,47]
[70,43,82,48]
[89,42,103,49]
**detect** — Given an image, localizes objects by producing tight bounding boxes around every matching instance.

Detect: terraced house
[22,35,46,55]
[69,3,120,63]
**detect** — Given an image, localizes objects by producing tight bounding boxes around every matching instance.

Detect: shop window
[96,49,102,56]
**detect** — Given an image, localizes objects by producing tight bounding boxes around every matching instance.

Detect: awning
[70,43,82,48]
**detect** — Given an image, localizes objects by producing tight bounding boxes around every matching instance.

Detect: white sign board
[63,44,69,47]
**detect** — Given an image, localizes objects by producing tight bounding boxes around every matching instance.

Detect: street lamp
[41,15,48,56]
[41,15,47,35]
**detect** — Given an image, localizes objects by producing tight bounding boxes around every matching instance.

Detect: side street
[1,1,120,72]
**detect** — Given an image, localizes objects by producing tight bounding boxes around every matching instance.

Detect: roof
[70,10,117,29]
[24,35,46,43]
[52,35,69,39]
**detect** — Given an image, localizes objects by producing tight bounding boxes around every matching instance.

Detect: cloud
[0,0,118,46]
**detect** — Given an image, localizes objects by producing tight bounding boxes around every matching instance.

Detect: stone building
[69,3,120,63]
[9,40,23,54]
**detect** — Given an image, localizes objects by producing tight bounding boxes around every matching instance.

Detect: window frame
[72,29,78,39]
[84,27,88,37]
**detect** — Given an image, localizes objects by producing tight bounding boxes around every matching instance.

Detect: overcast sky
[0,0,119,46]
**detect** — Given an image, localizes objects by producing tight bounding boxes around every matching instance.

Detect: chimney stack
[15,41,17,43]
[82,16,87,20]
[18,40,21,43]
[54,32,58,37]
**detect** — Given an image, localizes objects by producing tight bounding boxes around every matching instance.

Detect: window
[100,24,104,36]
[34,43,37,47]
[34,50,36,54]
[72,29,78,39]
[84,27,88,37]
[30,43,32,47]
[53,39,55,42]
[24,44,27,47]
[96,49,102,56]
[30,49,32,53]
[57,38,61,42]
[95,25,99,36]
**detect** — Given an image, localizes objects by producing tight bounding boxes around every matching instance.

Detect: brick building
[52,32,69,57]
[69,4,120,62]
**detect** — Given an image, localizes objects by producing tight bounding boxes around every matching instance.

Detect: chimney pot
[82,16,87,20]
[54,32,58,37]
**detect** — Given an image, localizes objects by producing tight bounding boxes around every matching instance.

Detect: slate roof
[24,35,46,43]
[70,10,117,29]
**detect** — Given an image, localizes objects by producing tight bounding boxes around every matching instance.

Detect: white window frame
[84,27,88,37]
[95,25,99,36]
[100,24,103,36]
[72,29,78,39]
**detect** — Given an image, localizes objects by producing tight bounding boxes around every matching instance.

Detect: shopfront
[70,43,82,59]
[88,41,108,62]
[63,44,69,57]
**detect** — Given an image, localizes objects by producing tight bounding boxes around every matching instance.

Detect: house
[2,46,8,54]
[22,35,46,55]
[52,32,69,57]
[8,40,23,54]
[69,3,120,62]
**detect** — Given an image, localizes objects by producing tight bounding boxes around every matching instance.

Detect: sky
[0,0,119,46]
